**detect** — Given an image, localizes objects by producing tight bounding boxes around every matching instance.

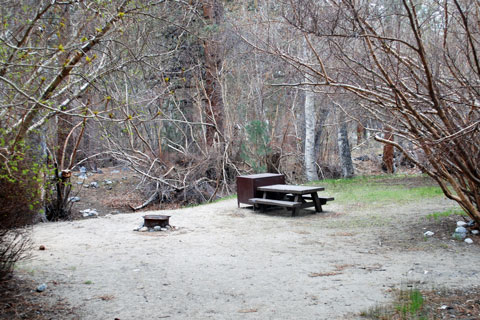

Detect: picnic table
[248,184,334,216]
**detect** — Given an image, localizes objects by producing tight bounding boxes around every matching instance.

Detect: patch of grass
[307,174,445,205]
[83,280,93,285]
[361,287,427,319]
[211,194,237,203]
[396,289,425,318]
[426,208,467,220]
[361,286,480,320]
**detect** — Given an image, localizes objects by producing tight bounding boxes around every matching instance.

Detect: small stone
[457,221,467,227]
[112,170,120,174]
[139,227,148,232]
[76,181,83,185]
[465,238,473,244]
[161,227,168,231]
[80,166,87,173]
[122,176,128,180]
[83,184,90,188]
[154,226,162,231]
[104,180,113,185]
[80,209,98,217]
[96,169,104,174]
[78,174,87,180]
[472,230,479,235]
[39,245,46,251]
[89,182,99,188]
[36,283,47,292]
[455,226,467,234]
[68,196,80,203]
[424,231,434,237]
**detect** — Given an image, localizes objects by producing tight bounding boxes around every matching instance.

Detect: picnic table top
[257,184,325,194]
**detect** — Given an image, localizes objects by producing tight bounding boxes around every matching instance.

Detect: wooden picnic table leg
[311,192,322,212]
[292,194,300,216]
[260,191,267,212]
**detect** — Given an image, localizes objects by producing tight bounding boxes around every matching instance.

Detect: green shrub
[240,120,271,173]
[0,144,43,280]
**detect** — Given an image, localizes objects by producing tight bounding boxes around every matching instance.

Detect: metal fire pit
[143,215,171,228]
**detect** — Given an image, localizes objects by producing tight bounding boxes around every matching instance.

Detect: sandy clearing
[22,197,480,319]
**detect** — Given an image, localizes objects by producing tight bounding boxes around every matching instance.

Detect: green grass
[426,208,467,220]
[306,174,445,205]
[361,287,427,320]
[83,280,93,285]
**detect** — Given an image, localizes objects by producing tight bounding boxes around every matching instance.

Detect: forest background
[0,0,479,279]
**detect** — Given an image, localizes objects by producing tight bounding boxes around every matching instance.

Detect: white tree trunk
[304,79,318,181]
[303,38,318,182]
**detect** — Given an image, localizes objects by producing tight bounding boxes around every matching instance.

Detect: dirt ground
[16,191,480,319]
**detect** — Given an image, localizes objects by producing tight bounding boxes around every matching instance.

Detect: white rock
[424,231,434,237]
[68,196,80,203]
[36,283,47,292]
[161,227,168,231]
[139,227,148,232]
[465,238,473,244]
[153,226,162,231]
[472,230,479,235]
[455,226,467,234]
[80,209,98,217]
[457,221,467,227]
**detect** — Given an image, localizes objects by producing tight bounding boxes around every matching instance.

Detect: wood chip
[308,271,342,277]
[238,308,258,313]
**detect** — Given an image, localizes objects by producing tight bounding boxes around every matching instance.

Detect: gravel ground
[21,197,480,319]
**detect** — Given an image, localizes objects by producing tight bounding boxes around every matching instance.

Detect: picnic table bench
[249,184,334,216]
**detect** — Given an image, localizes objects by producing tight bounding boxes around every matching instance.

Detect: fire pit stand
[143,215,171,228]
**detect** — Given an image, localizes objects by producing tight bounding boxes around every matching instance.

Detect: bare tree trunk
[382,126,395,174]
[356,122,364,145]
[201,0,225,147]
[304,88,318,181]
[303,38,318,181]
[56,6,72,168]
[314,107,330,160]
[337,110,354,178]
